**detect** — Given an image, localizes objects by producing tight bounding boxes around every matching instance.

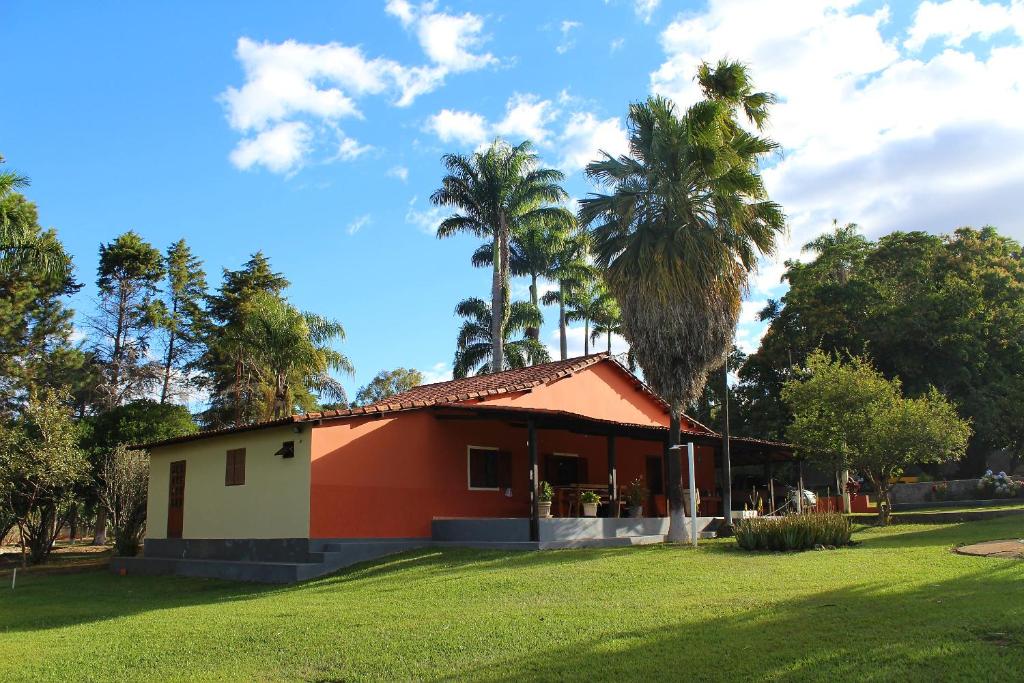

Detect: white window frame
[467,445,500,491]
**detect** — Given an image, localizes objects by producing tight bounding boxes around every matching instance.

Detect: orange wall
[472,362,705,430]
[309,410,717,539]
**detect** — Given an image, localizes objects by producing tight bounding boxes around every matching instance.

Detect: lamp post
[670,443,698,547]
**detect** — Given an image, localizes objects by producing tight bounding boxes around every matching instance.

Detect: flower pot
[582,502,598,517]
[538,501,552,518]
[629,505,643,519]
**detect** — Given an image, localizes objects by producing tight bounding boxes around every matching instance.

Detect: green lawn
[2,518,1023,682]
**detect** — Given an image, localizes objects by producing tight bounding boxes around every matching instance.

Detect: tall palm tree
[471,215,575,343]
[452,297,550,378]
[579,60,785,541]
[432,140,572,373]
[228,292,354,419]
[0,162,67,277]
[590,296,623,353]
[565,276,615,357]
[541,232,593,360]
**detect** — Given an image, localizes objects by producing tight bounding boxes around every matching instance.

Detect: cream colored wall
[146,426,311,540]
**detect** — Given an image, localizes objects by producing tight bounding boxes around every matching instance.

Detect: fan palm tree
[452,297,550,378]
[228,292,354,419]
[579,60,785,541]
[0,162,67,277]
[566,276,615,357]
[432,140,572,373]
[541,232,593,360]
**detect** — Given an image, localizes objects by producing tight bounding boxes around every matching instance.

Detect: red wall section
[472,363,683,427]
[309,411,718,539]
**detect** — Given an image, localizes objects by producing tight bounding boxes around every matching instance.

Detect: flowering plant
[931,481,950,501]
[978,470,1022,499]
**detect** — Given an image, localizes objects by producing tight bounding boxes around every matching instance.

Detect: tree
[739,223,1024,476]
[542,232,592,360]
[154,239,207,404]
[198,253,289,427]
[565,276,614,357]
[590,296,623,354]
[354,368,424,406]
[783,351,971,524]
[579,61,785,542]
[432,140,572,373]
[90,231,165,409]
[453,297,550,377]
[0,157,68,277]
[0,192,81,416]
[98,445,149,557]
[226,292,353,419]
[0,388,88,565]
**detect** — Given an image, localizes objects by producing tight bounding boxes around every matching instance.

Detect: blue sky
[3,0,1023,401]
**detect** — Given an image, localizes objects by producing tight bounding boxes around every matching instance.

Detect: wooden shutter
[496,451,513,491]
[578,457,589,485]
[226,448,246,486]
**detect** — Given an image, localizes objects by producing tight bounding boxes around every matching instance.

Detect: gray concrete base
[432,516,718,546]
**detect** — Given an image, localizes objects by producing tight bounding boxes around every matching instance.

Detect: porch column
[528,418,539,542]
[796,459,805,514]
[607,434,618,517]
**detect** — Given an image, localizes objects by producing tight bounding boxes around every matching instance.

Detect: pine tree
[154,240,207,404]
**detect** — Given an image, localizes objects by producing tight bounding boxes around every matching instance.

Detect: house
[113,353,793,583]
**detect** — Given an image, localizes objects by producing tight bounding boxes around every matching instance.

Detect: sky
[2,0,1023,401]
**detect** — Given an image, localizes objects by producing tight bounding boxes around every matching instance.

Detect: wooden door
[167,460,186,539]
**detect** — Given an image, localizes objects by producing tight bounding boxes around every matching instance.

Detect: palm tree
[0,161,67,276]
[590,296,623,353]
[565,276,615,357]
[229,292,354,419]
[432,140,572,373]
[452,297,550,378]
[579,60,785,541]
[472,215,575,343]
[541,232,593,359]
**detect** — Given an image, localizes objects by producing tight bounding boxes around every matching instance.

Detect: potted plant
[580,490,601,517]
[538,481,553,518]
[625,478,647,518]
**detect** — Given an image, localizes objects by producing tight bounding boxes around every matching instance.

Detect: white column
[687,442,697,547]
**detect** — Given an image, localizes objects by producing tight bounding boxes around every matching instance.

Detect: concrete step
[113,556,313,583]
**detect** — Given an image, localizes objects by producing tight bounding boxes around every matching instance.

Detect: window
[225,448,246,486]
[468,446,507,490]
[545,454,587,485]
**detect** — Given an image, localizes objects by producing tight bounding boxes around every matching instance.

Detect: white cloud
[494,93,558,143]
[634,0,660,23]
[547,324,629,360]
[557,20,581,54]
[388,165,409,181]
[557,111,630,171]
[426,109,489,145]
[649,0,1024,351]
[347,213,372,235]
[405,195,446,234]
[905,0,1024,50]
[334,135,372,161]
[387,0,497,72]
[419,361,452,384]
[229,121,312,173]
[610,37,625,52]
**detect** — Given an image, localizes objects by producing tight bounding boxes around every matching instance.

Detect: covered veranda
[429,403,795,545]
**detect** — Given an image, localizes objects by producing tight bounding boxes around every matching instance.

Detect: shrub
[538,481,553,503]
[733,512,852,552]
[977,470,1021,499]
[580,490,601,504]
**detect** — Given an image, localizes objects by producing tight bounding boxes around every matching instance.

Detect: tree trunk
[92,508,108,546]
[721,363,733,528]
[68,503,78,542]
[607,330,612,353]
[160,306,177,404]
[584,319,589,356]
[666,408,686,542]
[490,230,504,373]
[526,274,540,343]
[558,283,567,360]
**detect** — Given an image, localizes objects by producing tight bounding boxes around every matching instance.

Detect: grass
[896,501,1024,514]
[2,518,1023,682]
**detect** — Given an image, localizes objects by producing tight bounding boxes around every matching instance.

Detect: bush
[734,512,852,552]
[977,470,1021,499]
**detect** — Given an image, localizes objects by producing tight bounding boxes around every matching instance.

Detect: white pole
[11,568,16,590]
[687,442,697,547]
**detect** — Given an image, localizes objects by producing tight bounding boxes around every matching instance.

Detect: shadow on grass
[445,564,1024,681]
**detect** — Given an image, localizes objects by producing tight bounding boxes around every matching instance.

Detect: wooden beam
[528,418,539,543]
[607,434,618,517]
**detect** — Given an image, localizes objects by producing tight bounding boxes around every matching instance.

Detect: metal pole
[721,361,733,528]
[528,419,539,542]
[687,442,697,547]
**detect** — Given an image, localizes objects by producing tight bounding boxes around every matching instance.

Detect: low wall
[891,479,981,504]
[143,537,311,562]
[431,516,717,545]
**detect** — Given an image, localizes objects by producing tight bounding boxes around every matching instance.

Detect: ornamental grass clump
[733,512,852,552]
